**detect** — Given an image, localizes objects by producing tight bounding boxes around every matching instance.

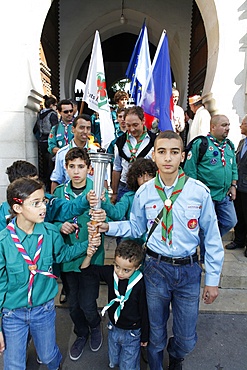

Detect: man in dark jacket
[226,114,247,256]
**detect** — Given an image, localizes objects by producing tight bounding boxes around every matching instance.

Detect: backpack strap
[116,130,156,162]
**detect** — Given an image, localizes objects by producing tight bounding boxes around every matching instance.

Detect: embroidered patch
[210,158,218,165]
[145,205,157,210]
[188,219,198,229]
[49,133,53,138]
[187,204,201,210]
[213,150,218,156]
[58,141,63,147]
[209,146,214,151]
[187,151,192,160]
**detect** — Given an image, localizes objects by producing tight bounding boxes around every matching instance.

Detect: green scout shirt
[48,121,74,154]
[102,190,135,221]
[0,201,10,231]
[0,222,88,318]
[184,136,238,201]
[0,194,90,232]
[53,178,105,272]
[101,191,145,245]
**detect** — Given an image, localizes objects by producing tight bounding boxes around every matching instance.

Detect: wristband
[231,184,237,189]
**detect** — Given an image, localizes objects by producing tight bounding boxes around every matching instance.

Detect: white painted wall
[0,0,51,201]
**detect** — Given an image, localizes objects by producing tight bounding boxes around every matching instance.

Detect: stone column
[0,1,50,202]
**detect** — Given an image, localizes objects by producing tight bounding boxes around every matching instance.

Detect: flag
[139,30,174,131]
[125,20,151,105]
[83,30,115,149]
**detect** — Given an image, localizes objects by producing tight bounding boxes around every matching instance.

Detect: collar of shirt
[127,131,149,142]
[15,222,48,243]
[158,174,178,198]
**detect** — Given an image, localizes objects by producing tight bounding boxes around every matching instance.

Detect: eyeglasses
[24,199,49,208]
[61,109,73,114]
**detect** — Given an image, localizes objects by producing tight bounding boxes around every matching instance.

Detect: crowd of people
[0,90,246,370]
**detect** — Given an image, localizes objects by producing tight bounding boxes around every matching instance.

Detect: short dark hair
[7,178,44,216]
[154,130,184,151]
[114,90,129,103]
[6,161,38,183]
[73,114,92,128]
[124,106,144,121]
[65,147,90,167]
[57,99,73,112]
[115,240,144,267]
[126,158,157,192]
[43,94,57,108]
[116,107,127,116]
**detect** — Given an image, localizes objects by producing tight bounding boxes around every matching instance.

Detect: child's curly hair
[126,158,157,192]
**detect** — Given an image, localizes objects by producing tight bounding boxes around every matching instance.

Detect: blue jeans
[200,195,237,259]
[143,255,201,370]
[214,195,237,236]
[2,299,62,370]
[66,271,101,338]
[107,322,141,370]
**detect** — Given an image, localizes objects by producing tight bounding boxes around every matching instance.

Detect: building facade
[0,0,246,201]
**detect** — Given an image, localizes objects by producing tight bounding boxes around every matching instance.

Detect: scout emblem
[187,219,198,229]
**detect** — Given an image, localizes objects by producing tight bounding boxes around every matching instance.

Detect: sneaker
[244,247,247,258]
[89,324,103,352]
[168,354,184,370]
[69,336,87,361]
[59,288,67,304]
[225,241,244,250]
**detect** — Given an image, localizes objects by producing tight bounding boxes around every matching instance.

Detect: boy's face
[117,112,126,131]
[118,97,128,108]
[137,172,154,187]
[114,255,139,280]
[152,138,184,177]
[66,158,90,187]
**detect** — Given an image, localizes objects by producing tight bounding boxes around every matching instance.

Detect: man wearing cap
[187,95,211,144]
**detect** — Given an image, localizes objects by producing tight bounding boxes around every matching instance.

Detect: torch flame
[87,135,101,151]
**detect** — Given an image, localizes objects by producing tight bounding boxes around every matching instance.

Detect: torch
[89,149,113,239]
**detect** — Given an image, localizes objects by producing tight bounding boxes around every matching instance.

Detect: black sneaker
[89,324,103,352]
[168,354,184,370]
[69,336,87,361]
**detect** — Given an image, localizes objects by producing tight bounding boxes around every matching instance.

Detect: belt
[146,247,198,266]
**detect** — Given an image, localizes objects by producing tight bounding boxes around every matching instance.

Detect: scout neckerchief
[7,218,57,305]
[62,122,70,145]
[101,270,143,323]
[64,182,80,239]
[126,126,147,163]
[155,168,186,247]
[207,133,227,166]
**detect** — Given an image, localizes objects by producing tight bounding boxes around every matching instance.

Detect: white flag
[83,30,115,149]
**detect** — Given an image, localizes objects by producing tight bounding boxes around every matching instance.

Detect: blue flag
[126,21,151,105]
[139,30,174,131]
